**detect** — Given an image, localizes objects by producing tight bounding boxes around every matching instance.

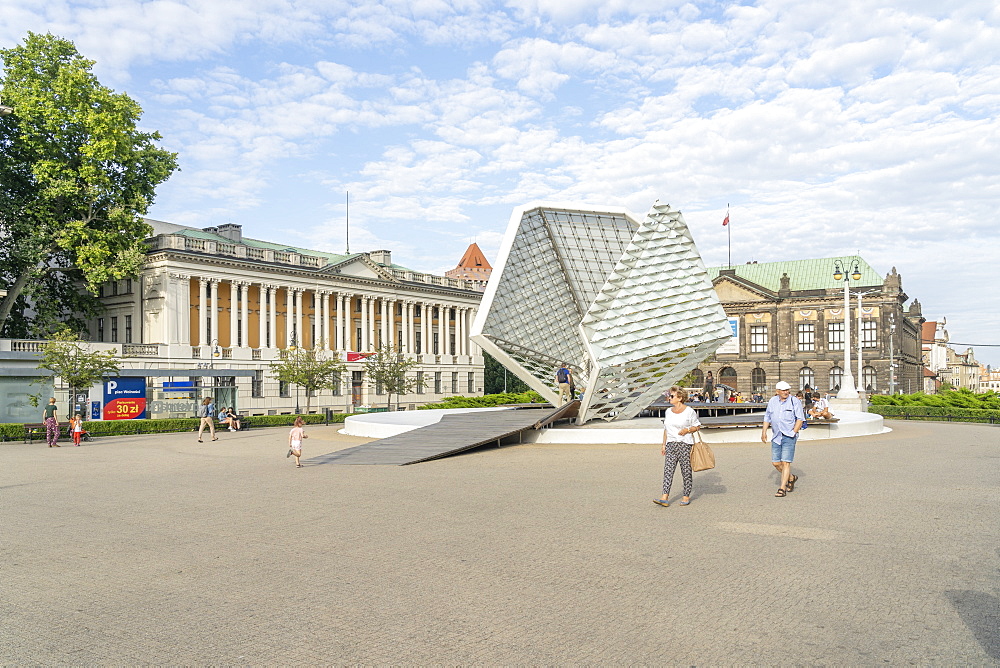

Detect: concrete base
[829,394,869,414]
[344,407,889,443]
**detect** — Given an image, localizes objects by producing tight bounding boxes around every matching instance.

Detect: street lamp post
[854,289,876,393]
[833,260,861,399]
[288,333,301,414]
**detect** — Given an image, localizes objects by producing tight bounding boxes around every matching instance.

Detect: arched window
[829,366,843,392]
[862,365,877,393]
[689,368,704,388]
[751,368,767,393]
[720,366,737,390]
[799,366,815,391]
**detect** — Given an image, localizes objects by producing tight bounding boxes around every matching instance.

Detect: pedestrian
[809,392,834,419]
[42,397,60,447]
[654,386,702,507]
[761,381,805,497]
[71,413,84,446]
[197,396,219,443]
[556,363,573,404]
[703,371,715,403]
[287,416,308,468]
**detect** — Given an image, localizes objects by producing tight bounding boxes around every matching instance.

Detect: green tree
[32,328,121,413]
[364,344,418,411]
[0,32,178,337]
[269,347,346,414]
[483,352,529,395]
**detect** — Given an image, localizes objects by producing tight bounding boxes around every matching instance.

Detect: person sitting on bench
[809,392,834,419]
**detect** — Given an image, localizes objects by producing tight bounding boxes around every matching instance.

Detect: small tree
[483,352,529,395]
[364,345,418,411]
[32,329,121,413]
[269,347,345,413]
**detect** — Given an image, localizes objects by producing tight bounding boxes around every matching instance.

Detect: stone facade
[694,258,924,396]
[80,220,485,417]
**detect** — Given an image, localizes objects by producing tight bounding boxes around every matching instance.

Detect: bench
[23,423,46,443]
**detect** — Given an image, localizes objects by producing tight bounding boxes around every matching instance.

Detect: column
[343,293,352,351]
[295,289,304,348]
[387,299,397,350]
[380,298,389,349]
[268,286,278,349]
[420,301,429,355]
[335,293,344,351]
[368,297,377,351]
[198,278,208,346]
[227,281,238,348]
[238,281,250,347]
[468,308,479,355]
[209,279,219,346]
[257,284,267,349]
[456,307,465,356]
[360,296,369,351]
[439,303,448,355]
[285,288,294,347]
[401,301,410,353]
[408,301,416,353]
[317,291,326,349]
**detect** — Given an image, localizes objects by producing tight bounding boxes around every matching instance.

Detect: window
[376,377,383,395]
[279,381,290,397]
[861,320,877,348]
[356,327,362,349]
[110,317,119,343]
[751,368,767,393]
[749,325,768,353]
[449,308,456,321]
[451,372,458,394]
[432,307,439,319]
[111,281,119,296]
[252,371,263,398]
[97,318,105,342]
[416,372,424,394]
[397,303,403,315]
[124,278,132,294]
[398,330,404,349]
[862,365,876,393]
[449,334,456,355]
[827,322,845,351]
[206,317,212,343]
[829,366,842,392]
[415,305,421,318]
[333,372,342,396]
[720,367,737,389]
[125,315,133,344]
[266,320,271,348]
[468,372,475,394]
[797,323,815,352]
[690,369,704,387]
[433,332,439,355]
[354,299,362,312]
[799,366,815,391]
[434,372,442,394]
[415,332,422,354]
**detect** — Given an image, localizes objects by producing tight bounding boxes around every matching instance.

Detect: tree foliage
[0,32,178,337]
[31,328,121,408]
[268,347,346,413]
[483,352,530,395]
[364,344,418,410]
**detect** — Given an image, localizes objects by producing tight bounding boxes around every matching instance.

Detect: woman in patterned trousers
[42,397,60,447]
[654,386,702,507]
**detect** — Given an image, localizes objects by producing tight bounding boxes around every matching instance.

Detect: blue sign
[103,377,147,420]
[91,401,101,420]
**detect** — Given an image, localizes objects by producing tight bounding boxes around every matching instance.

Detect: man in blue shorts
[761,380,805,497]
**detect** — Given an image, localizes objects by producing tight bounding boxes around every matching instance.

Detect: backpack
[557,368,569,383]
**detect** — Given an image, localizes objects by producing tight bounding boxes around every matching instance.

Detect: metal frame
[472,200,731,424]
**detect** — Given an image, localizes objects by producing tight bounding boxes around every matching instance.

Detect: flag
[722,213,729,226]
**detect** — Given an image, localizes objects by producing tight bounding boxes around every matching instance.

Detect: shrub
[868,405,1000,423]
[0,412,352,442]
[869,389,1000,410]
[418,391,546,410]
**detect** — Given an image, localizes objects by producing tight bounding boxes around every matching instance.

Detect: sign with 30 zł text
[103,378,147,420]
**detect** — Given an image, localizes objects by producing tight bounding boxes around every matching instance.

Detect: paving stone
[0,420,997,664]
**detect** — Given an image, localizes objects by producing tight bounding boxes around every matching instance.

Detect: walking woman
[42,397,60,447]
[197,396,219,443]
[287,416,308,468]
[654,386,702,507]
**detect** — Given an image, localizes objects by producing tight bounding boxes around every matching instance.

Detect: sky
[2,0,999,366]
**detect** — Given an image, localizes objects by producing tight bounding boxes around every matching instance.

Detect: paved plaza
[1,419,998,664]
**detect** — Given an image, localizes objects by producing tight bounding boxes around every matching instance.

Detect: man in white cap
[761,381,805,497]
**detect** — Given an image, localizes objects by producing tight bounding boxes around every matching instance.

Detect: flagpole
[727,203,731,268]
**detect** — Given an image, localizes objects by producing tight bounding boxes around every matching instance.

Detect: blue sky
[3,0,999,366]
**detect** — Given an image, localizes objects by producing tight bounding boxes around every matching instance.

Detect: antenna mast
[345,191,350,254]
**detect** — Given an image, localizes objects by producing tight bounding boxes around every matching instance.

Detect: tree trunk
[0,266,35,335]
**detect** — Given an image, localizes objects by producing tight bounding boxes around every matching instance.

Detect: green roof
[707,256,883,292]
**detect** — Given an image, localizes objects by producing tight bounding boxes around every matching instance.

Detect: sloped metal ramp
[310,404,577,466]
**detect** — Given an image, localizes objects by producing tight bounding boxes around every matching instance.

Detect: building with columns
[82,219,485,417]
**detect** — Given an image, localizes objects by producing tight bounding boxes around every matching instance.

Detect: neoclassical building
[692,257,925,396]
[85,220,485,417]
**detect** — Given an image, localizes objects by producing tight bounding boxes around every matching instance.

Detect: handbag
[690,431,715,472]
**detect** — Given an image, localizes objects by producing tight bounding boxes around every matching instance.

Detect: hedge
[868,405,1000,424]
[418,391,546,410]
[0,412,352,441]
[869,388,1000,410]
